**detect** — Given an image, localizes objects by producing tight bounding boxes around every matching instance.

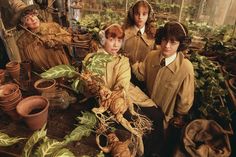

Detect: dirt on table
[0,96,100,157]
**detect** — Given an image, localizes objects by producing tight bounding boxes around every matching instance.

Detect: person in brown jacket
[85,23,164,157]
[132,21,195,156]
[123,0,156,65]
[16,4,71,72]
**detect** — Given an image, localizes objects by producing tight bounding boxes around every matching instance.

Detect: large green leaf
[40,65,78,79]
[76,112,97,129]
[64,125,92,143]
[71,79,84,93]
[0,132,25,146]
[22,125,47,157]
[83,53,113,76]
[35,139,66,157]
[52,148,75,157]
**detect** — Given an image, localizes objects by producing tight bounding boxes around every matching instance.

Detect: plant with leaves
[0,132,25,146]
[189,51,231,127]
[40,52,113,94]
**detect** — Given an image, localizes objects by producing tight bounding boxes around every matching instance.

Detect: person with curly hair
[123,0,156,64]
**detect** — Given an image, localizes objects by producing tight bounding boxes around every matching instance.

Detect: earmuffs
[170,21,191,51]
[98,23,122,46]
[128,0,154,22]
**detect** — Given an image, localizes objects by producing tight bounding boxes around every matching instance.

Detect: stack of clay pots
[6,61,21,81]
[0,83,22,120]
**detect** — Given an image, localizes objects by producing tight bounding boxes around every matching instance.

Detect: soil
[29,108,44,115]
[0,94,100,157]
[37,81,54,88]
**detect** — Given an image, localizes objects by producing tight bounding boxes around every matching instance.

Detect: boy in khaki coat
[133,21,195,156]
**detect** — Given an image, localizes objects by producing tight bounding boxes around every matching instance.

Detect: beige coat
[17,22,71,72]
[132,50,195,123]
[123,27,155,64]
[89,49,155,107]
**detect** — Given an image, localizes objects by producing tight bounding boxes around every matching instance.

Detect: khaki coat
[123,27,155,64]
[17,22,71,72]
[132,50,195,123]
[87,49,156,107]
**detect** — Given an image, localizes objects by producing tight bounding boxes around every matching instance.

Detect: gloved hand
[44,39,56,48]
[169,113,186,128]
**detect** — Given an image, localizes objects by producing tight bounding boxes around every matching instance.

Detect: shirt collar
[157,52,184,73]
[165,53,177,66]
[135,25,145,35]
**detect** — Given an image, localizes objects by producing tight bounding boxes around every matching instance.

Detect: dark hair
[155,22,191,51]
[124,0,155,39]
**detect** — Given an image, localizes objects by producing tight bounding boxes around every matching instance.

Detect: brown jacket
[123,27,155,64]
[87,49,155,107]
[17,22,71,72]
[132,50,195,123]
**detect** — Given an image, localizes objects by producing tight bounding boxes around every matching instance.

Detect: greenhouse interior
[0,0,236,156]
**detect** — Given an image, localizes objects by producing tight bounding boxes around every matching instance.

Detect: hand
[44,39,56,48]
[169,114,185,128]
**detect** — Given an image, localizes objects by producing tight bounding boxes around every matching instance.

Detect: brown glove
[169,113,186,128]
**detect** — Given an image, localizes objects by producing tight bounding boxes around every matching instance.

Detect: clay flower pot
[34,79,56,94]
[0,83,20,101]
[16,96,49,130]
[0,69,6,84]
[6,61,20,81]
[6,61,20,70]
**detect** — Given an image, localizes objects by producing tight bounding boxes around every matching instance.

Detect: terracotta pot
[34,79,56,94]
[16,96,49,130]
[7,66,20,81]
[6,61,20,70]
[0,93,22,111]
[0,83,20,101]
[0,69,5,84]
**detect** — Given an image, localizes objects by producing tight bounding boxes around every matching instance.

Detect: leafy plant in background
[77,9,124,42]
[0,112,99,157]
[40,53,113,93]
[189,51,231,127]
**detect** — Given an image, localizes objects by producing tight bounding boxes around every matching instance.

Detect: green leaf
[76,112,97,128]
[35,139,66,157]
[64,125,92,143]
[40,65,78,79]
[22,124,47,157]
[52,148,75,157]
[0,132,25,146]
[84,53,113,76]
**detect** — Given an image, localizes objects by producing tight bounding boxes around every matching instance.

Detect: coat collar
[153,51,185,74]
[125,27,154,47]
